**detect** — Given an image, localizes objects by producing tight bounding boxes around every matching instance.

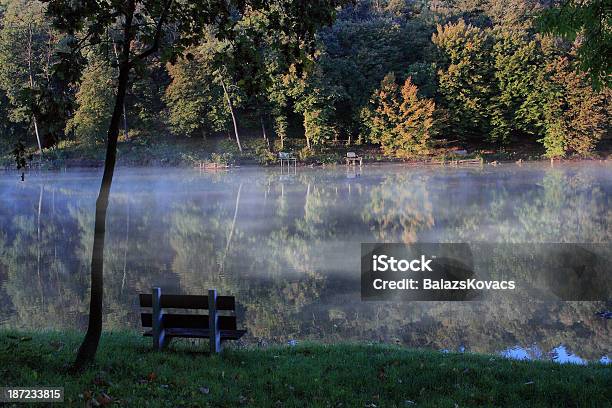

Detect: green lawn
[1,330,609,407]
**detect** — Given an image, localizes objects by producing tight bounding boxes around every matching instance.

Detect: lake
[0,162,610,364]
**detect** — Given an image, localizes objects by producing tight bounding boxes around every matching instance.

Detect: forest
[0,0,610,166]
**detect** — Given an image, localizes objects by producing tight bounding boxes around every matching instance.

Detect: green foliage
[539,55,609,157]
[0,0,605,160]
[209,138,241,164]
[0,0,48,123]
[489,30,544,142]
[251,139,276,164]
[164,37,231,138]
[432,19,496,139]
[538,0,611,89]
[0,0,67,148]
[293,79,339,148]
[65,60,115,146]
[364,73,435,158]
[294,7,432,143]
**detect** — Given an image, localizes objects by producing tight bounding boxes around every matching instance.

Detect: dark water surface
[0,163,610,363]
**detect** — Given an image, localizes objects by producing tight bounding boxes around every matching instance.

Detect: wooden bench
[278,152,297,168]
[139,287,246,353]
[346,151,362,166]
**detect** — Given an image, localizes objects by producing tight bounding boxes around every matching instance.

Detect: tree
[432,19,495,140]
[538,0,611,88]
[489,29,544,143]
[292,67,340,148]
[164,37,231,139]
[540,54,609,157]
[0,0,60,152]
[364,72,435,158]
[65,58,115,145]
[294,5,432,145]
[43,0,347,370]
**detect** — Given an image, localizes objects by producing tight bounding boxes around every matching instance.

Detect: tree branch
[131,0,173,64]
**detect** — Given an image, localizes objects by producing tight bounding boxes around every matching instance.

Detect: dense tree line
[0,0,609,159]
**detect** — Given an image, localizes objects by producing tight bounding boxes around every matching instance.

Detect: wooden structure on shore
[278,152,297,168]
[345,152,363,166]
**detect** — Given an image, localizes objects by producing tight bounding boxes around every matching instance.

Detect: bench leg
[208,289,222,353]
[152,287,166,351]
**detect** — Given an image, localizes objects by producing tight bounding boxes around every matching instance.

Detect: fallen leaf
[147,372,157,382]
[96,392,112,406]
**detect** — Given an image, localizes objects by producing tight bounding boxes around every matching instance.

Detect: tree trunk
[72,5,134,372]
[122,103,129,139]
[27,22,43,158]
[32,116,42,156]
[261,116,270,150]
[220,78,242,152]
[113,40,129,139]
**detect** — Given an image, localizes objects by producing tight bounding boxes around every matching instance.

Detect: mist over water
[0,162,610,363]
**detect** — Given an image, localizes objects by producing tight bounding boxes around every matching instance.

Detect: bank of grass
[3,133,573,170]
[1,330,610,407]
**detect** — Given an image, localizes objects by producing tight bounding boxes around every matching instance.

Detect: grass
[1,330,610,407]
[5,132,585,170]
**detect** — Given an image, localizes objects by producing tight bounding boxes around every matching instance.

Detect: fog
[0,162,610,363]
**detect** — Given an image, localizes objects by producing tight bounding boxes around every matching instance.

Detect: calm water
[0,163,610,363]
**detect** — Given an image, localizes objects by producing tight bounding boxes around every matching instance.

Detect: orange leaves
[366,73,435,158]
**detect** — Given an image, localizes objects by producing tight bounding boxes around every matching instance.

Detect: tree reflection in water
[0,163,609,362]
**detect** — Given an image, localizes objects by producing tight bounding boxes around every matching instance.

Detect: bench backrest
[139,293,237,330]
[347,152,357,158]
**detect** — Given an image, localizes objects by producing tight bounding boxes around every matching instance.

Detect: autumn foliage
[364,73,435,158]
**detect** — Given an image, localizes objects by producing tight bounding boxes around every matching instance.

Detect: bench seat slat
[139,294,235,310]
[143,328,246,340]
[141,313,236,330]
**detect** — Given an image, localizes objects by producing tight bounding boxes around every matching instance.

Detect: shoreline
[2,137,611,171]
[2,152,611,173]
